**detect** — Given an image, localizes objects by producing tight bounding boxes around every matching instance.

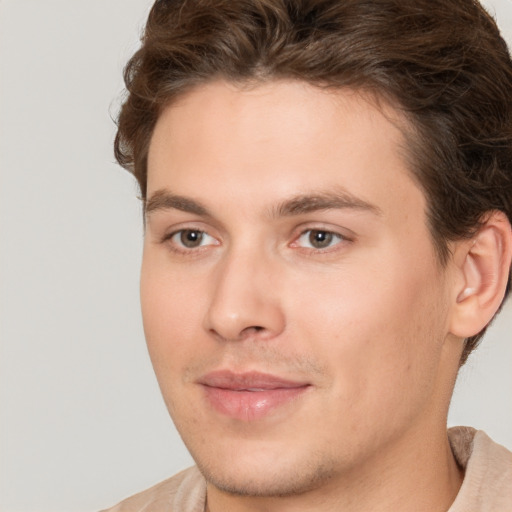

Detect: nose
[203,247,286,342]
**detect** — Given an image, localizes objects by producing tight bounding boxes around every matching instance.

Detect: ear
[449,211,512,338]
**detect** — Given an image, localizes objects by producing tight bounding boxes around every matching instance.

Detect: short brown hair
[115,0,512,364]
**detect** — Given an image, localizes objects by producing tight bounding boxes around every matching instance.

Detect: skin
[142,80,467,512]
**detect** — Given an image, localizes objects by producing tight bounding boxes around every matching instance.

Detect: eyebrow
[271,190,382,217]
[144,188,381,219]
[145,190,210,217]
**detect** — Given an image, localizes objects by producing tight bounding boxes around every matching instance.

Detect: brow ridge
[145,190,210,216]
[144,188,381,219]
[271,191,382,217]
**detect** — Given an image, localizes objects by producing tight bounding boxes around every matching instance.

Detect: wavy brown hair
[115,0,512,365]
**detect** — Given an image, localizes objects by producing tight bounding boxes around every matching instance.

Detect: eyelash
[291,229,347,252]
[161,227,350,255]
[162,229,218,253]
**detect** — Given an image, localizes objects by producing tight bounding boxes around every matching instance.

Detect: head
[114,0,512,502]
[116,0,512,365]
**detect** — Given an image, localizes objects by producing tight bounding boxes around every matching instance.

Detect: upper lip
[198,370,310,391]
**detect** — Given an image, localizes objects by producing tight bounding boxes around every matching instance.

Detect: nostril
[247,326,264,333]
[208,325,266,342]
[238,325,266,340]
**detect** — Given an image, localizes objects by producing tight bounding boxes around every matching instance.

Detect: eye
[295,229,344,250]
[168,229,217,249]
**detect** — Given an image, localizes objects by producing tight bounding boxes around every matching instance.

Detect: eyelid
[160,225,221,256]
[156,219,218,242]
[166,228,217,243]
[289,225,353,252]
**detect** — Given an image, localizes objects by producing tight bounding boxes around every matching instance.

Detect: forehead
[147,79,425,224]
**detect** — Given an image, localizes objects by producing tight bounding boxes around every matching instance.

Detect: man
[103,0,512,510]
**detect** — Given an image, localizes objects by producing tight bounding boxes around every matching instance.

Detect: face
[142,80,456,497]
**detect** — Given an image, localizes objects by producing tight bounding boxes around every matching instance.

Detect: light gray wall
[0,1,510,511]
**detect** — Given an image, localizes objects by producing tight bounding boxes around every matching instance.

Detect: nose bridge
[204,240,284,341]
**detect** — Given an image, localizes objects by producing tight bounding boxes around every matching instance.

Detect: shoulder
[100,466,206,512]
[449,427,512,512]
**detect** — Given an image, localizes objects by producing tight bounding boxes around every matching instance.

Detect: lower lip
[202,385,310,421]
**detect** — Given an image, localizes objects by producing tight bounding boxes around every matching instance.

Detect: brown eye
[308,230,335,249]
[179,230,204,248]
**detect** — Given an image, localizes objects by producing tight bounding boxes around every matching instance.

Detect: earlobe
[449,211,512,338]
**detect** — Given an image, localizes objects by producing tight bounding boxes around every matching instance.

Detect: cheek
[140,259,214,425]
[140,256,208,373]
[291,248,447,412]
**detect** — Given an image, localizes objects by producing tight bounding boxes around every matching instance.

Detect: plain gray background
[0,1,511,511]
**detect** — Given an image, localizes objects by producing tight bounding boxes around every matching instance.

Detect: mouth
[198,370,311,421]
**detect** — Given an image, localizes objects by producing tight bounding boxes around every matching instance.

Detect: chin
[193,446,339,498]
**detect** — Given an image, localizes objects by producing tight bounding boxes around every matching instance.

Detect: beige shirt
[102,427,512,512]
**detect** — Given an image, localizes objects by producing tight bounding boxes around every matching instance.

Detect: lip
[198,370,311,421]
